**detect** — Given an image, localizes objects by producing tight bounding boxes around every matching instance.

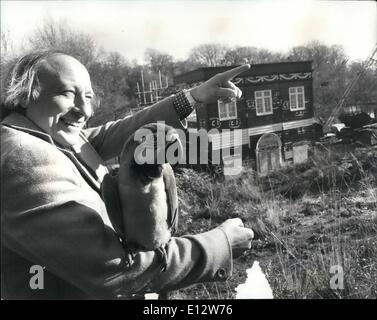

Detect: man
[1,51,254,299]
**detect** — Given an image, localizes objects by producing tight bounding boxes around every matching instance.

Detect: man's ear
[18,91,31,109]
[19,99,28,109]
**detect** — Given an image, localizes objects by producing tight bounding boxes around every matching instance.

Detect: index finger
[220,64,251,81]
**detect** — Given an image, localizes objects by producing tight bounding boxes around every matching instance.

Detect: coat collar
[2,112,56,145]
[2,112,108,192]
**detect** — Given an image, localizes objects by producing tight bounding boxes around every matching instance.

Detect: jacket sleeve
[83,95,187,161]
[1,132,232,299]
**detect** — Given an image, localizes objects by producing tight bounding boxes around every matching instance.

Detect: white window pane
[229,102,235,116]
[255,91,262,98]
[256,99,263,114]
[264,98,271,112]
[225,103,231,117]
[298,95,304,109]
[290,95,296,109]
[224,103,229,115]
[231,101,237,113]
[265,90,271,97]
[218,100,226,119]
[297,87,303,93]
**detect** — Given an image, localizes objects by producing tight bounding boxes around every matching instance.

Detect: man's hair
[2,50,66,111]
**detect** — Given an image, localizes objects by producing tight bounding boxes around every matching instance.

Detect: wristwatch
[172,89,198,120]
[183,89,198,107]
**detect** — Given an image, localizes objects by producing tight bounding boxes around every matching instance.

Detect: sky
[1,0,376,63]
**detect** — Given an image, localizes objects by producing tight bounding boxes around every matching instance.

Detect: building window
[289,87,305,111]
[255,90,273,116]
[217,99,237,121]
[297,127,306,134]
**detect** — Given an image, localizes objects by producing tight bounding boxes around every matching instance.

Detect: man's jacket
[1,97,232,299]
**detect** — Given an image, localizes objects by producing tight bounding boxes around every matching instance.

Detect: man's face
[25,54,94,147]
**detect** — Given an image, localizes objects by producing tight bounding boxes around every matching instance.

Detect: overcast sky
[1,0,376,63]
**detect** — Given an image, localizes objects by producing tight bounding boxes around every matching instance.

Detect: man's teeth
[61,119,83,128]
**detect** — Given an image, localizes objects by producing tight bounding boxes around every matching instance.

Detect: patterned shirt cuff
[172,90,196,120]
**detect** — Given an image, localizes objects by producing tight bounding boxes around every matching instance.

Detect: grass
[171,144,377,299]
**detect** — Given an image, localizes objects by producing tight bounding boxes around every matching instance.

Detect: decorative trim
[246,74,279,84]
[209,117,221,128]
[229,118,241,129]
[244,72,312,84]
[279,72,312,80]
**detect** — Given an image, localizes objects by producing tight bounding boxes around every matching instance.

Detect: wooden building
[173,61,315,174]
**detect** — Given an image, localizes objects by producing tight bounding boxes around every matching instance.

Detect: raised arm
[84,96,186,161]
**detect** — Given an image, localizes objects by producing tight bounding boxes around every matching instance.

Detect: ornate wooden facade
[174,61,315,170]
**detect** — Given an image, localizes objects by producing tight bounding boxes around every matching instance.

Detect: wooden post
[136,82,142,106]
[141,70,146,105]
[149,82,153,103]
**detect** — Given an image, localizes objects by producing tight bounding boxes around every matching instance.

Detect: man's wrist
[183,89,198,107]
[172,90,196,121]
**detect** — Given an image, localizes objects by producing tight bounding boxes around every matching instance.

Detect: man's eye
[62,91,75,98]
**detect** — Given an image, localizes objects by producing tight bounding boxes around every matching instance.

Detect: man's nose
[74,95,92,119]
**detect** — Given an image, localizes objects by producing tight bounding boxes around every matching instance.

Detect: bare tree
[346,61,377,108]
[188,44,229,67]
[224,46,285,65]
[288,41,349,119]
[144,48,175,77]
[223,46,259,65]
[28,17,101,67]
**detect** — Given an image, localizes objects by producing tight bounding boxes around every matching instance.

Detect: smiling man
[1,50,254,299]
[23,55,94,147]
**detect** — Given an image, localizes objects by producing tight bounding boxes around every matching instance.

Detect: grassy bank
[171,144,377,299]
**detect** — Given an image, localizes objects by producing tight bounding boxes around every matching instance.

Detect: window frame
[297,127,306,135]
[217,99,238,121]
[254,90,273,116]
[289,86,306,111]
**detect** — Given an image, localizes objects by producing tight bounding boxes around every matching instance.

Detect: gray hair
[3,50,66,110]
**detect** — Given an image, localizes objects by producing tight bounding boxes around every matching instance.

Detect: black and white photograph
[1,0,376,303]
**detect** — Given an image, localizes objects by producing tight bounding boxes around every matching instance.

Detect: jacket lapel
[2,112,108,193]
